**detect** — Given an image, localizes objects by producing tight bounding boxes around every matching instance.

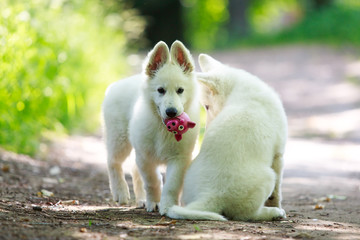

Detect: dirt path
[1,44,360,239]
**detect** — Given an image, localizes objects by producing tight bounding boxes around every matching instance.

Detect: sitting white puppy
[167,54,287,221]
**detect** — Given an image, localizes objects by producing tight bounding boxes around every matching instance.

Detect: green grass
[0,0,132,155]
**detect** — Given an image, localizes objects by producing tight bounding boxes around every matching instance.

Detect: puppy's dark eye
[177,88,184,94]
[157,87,165,94]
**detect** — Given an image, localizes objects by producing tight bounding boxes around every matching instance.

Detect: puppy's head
[143,41,196,120]
[197,54,232,125]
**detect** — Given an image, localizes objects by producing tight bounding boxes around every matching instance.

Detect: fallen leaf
[1,164,10,173]
[315,196,331,202]
[314,204,324,210]
[156,216,166,224]
[155,216,177,226]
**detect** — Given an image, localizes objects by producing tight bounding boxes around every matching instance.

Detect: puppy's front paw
[146,201,159,212]
[136,199,146,209]
[110,183,130,205]
[112,190,130,205]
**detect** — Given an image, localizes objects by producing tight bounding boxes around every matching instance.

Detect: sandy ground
[1,44,360,239]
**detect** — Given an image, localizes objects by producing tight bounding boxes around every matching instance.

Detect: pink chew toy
[164,112,196,142]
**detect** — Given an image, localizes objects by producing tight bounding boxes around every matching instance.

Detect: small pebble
[49,166,61,176]
[32,206,42,211]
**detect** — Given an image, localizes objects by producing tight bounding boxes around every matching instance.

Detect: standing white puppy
[103,41,199,215]
[167,54,287,221]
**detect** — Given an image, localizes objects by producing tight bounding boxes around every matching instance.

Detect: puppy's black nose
[166,108,177,118]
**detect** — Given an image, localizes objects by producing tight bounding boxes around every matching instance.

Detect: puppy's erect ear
[196,72,218,94]
[170,40,194,74]
[198,54,222,72]
[145,41,170,77]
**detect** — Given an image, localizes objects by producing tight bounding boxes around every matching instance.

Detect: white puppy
[102,41,200,214]
[167,54,287,221]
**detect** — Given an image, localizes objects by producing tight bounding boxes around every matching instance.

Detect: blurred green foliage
[240,0,360,47]
[249,0,301,35]
[0,0,136,155]
[183,0,360,49]
[182,0,229,50]
[275,3,360,45]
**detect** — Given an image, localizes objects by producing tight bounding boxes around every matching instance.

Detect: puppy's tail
[167,205,227,221]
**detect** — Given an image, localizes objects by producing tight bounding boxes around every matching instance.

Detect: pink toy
[164,112,196,142]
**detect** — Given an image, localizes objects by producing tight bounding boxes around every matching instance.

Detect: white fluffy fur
[102,41,200,214]
[167,54,287,221]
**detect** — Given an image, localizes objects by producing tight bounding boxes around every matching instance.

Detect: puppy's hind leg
[265,153,284,208]
[254,169,286,221]
[234,167,285,221]
[106,133,132,205]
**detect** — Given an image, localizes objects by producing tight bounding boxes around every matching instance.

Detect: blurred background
[1,0,360,157]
